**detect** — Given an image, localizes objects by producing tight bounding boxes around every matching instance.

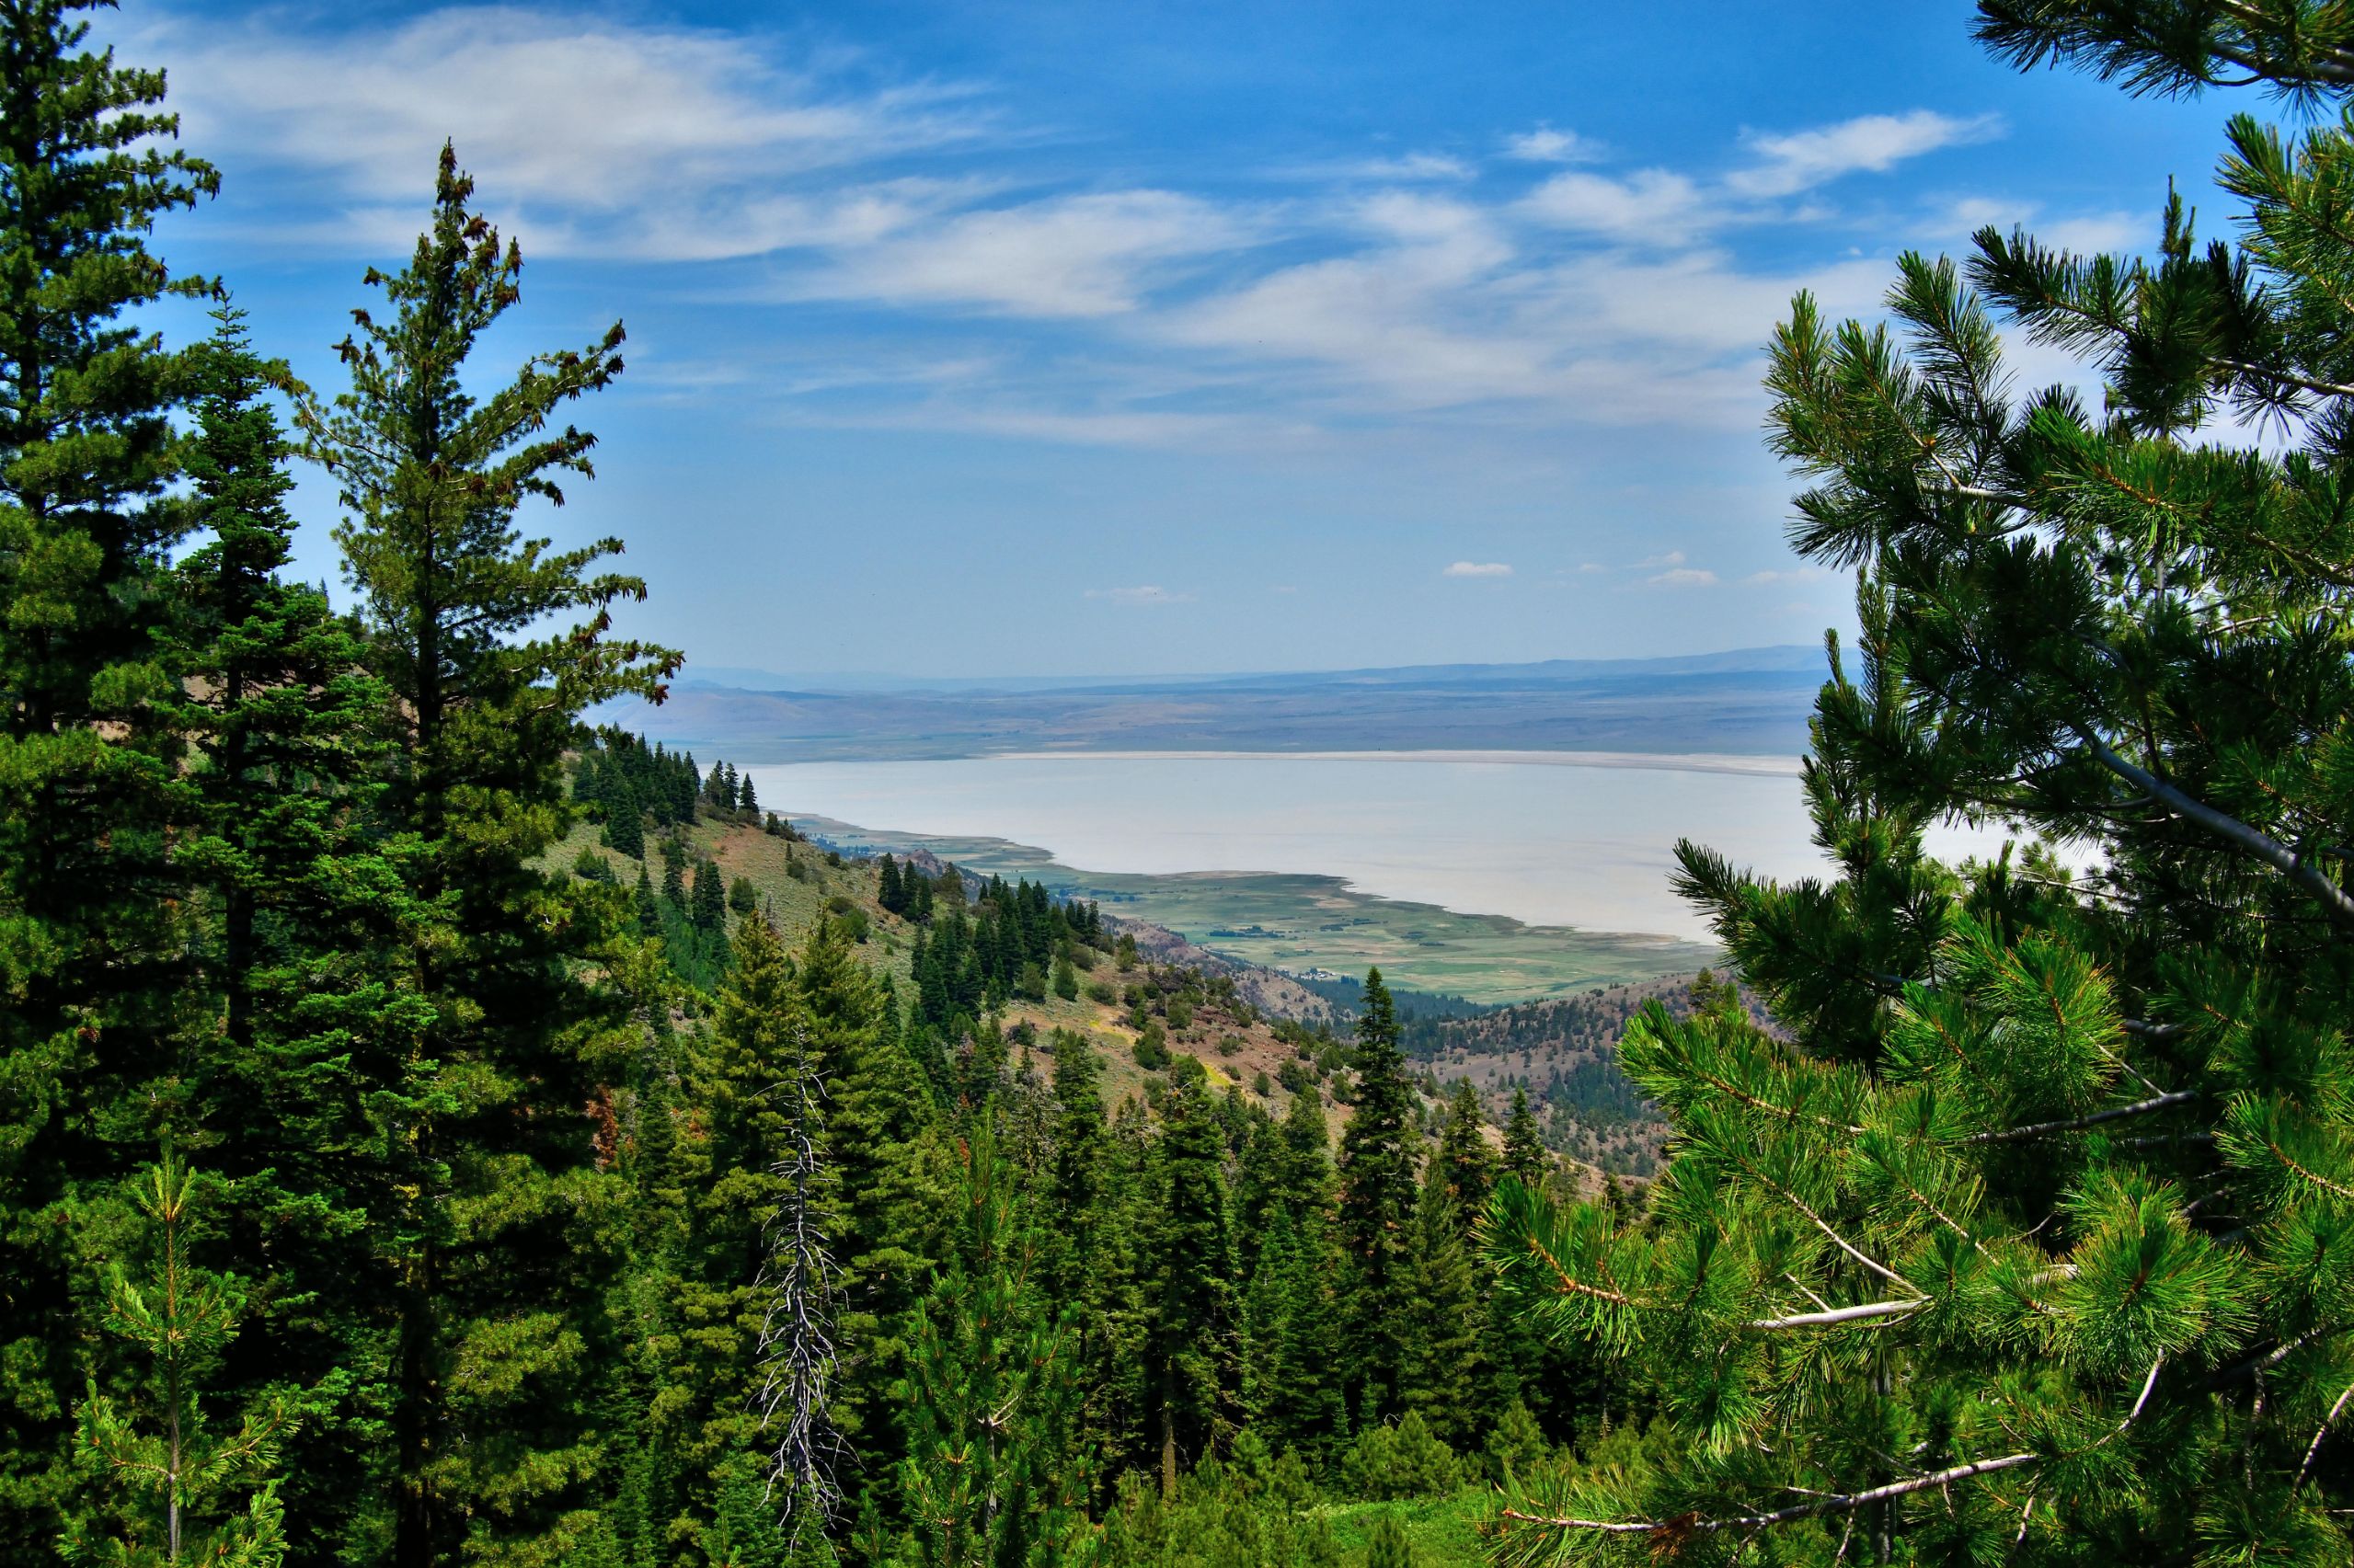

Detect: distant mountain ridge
[610,644,1826,761]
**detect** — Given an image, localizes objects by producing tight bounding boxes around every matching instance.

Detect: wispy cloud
[156,17,2054,449]
[1728,110,2004,199]
[1519,169,1709,246]
[1085,584,1194,604]
[1745,565,1834,585]
[1503,126,1603,164]
[1344,153,1476,182]
[793,190,1249,316]
[1648,566,1719,588]
[148,6,988,261]
[1442,560,1514,578]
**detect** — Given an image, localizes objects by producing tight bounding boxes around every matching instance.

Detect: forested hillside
[17,3,2354,1565]
[0,13,1619,1565]
[1400,975,1781,1177]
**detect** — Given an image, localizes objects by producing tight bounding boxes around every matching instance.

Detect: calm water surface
[742,752,1994,942]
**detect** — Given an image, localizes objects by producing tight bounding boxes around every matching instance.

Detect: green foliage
[0,6,220,1546]
[1364,1514,1415,1568]
[1338,971,1419,1421]
[897,1129,1087,1567]
[62,1156,290,1568]
[1340,1413,1463,1503]
[0,22,1567,1566]
[1487,9,2354,1561]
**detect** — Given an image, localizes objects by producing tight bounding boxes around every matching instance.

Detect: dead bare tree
[753,1023,844,1555]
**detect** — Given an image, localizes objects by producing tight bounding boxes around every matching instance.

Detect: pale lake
[741,751,2007,944]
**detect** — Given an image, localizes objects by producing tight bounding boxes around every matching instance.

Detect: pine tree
[1364,1515,1416,1568]
[693,859,728,933]
[1490,9,2354,1561]
[666,913,820,1552]
[604,779,646,859]
[60,1155,291,1568]
[297,144,679,1563]
[1396,1168,1485,1450]
[1337,970,1418,1421]
[1147,1067,1234,1498]
[1433,1080,1497,1226]
[1052,949,1080,1002]
[897,1130,1086,1568]
[878,855,903,916]
[0,8,217,1547]
[1500,1088,1547,1195]
[166,306,422,1562]
[637,865,664,939]
[815,933,952,1505]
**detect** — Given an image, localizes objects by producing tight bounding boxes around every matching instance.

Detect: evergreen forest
[13,2,2354,1565]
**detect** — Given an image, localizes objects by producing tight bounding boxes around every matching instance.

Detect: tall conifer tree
[168,306,425,1562]
[1337,970,1418,1420]
[0,6,217,1548]
[298,145,678,1564]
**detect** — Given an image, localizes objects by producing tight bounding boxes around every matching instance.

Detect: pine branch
[1747,1299,1927,1331]
[1960,1089,2199,1144]
[2298,1379,2354,1488]
[1499,1451,2039,1536]
[2072,725,2354,924]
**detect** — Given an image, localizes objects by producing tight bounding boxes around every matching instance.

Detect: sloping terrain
[1412,976,1769,1177]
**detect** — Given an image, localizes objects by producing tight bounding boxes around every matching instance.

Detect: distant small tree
[1016,961,1049,1003]
[603,782,646,859]
[692,860,727,932]
[1500,1088,1546,1193]
[728,876,758,916]
[635,866,663,939]
[1366,1515,1417,1568]
[1051,951,1080,1001]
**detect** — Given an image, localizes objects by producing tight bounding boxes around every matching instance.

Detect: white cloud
[1345,153,1476,182]
[1745,566,1834,585]
[1648,567,1720,587]
[1085,585,1194,604]
[1504,127,1602,164]
[149,7,989,261]
[158,19,2029,449]
[1520,169,1711,245]
[797,190,1249,316]
[1932,196,2141,256]
[1728,110,2003,199]
[1442,561,1514,578]
[1578,562,1609,574]
[1633,549,1687,569]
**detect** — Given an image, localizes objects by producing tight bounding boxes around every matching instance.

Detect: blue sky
[113,1,2248,678]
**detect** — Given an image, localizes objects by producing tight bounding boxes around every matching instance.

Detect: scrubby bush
[1340,1412,1462,1501]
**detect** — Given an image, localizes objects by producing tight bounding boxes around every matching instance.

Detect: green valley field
[788,815,1716,1003]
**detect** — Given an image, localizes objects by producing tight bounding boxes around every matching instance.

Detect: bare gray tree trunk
[755,1024,844,1556]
